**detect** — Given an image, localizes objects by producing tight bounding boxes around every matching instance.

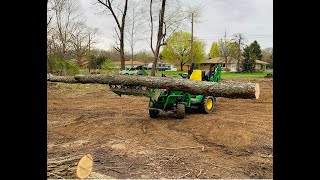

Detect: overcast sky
[79,0,272,53]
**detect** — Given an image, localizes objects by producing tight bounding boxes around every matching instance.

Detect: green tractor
[148,63,221,119]
[111,63,221,119]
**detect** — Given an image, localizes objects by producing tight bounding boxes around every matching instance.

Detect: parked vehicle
[119,65,148,76]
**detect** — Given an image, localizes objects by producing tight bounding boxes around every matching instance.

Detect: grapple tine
[109,85,150,96]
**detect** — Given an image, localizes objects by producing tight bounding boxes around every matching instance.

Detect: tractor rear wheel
[199,96,214,114]
[175,103,185,119]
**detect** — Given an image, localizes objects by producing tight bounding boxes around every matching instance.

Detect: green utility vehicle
[118,65,148,76]
[111,63,221,119]
[148,64,221,119]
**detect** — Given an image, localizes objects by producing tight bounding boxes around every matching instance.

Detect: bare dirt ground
[47,77,273,179]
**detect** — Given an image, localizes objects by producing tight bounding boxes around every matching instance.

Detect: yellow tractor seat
[189,70,202,81]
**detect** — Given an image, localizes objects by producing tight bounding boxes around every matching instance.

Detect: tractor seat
[202,70,211,81]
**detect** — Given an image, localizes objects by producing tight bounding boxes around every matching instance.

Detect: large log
[47,154,93,179]
[47,74,259,99]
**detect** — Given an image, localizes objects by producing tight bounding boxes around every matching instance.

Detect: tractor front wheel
[149,109,159,118]
[149,101,159,118]
[175,103,185,119]
[199,96,215,114]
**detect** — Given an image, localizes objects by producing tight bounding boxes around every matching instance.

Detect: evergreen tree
[242,45,256,72]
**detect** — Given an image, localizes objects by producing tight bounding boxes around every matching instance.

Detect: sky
[79,0,273,53]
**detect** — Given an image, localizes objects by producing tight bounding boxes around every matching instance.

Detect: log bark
[47,73,78,83]
[47,74,259,99]
[47,154,93,179]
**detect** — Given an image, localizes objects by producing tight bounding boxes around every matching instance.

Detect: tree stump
[47,154,93,179]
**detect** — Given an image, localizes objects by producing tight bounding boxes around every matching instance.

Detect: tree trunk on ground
[47,74,260,99]
[47,154,93,179]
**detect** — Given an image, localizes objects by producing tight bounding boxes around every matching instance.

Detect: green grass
[145,70,188,76]
[221,69,273,78]
[78,69,117,75]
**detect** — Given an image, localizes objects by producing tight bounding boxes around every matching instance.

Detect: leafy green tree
[228,42,239,60]
[64,61,80,75]
[91,56,108,69]
[101,60,116,70]
[85,50,96,73]
[212,39,238,71]
[47,53,79,75]
[208,40,239,60]
[250,40,262,60]
[161,31,206,70]
[209,42,220,58]
[242,45,256,72]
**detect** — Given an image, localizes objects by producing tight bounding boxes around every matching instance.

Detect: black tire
[149,109,159,118]
[149,102,159,118]
[199,96,214,114]
[175,103,185,119]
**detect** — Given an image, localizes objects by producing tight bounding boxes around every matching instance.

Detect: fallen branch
[155,146,205,151]
[104,166,127,169]
[164,154,176,165]
[196,169,203,178]
[180,172,191,178]
[261,154,273,158]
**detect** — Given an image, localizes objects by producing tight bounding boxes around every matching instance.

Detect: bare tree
[232,33,246,72]
[125,0,144,66]
[186,3,204,64]
[149,0,166,76]
[47,0,100,75]
[96,0,129,70]
[218,30,233,72]
[148,0,186,76]
[69,23,99,62]
[48,0,84,59]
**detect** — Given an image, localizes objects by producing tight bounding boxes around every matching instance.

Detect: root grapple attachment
[109,84,151,96]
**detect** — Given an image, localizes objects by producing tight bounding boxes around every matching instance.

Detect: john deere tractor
[110,63,221,119]
[147,63,221,119]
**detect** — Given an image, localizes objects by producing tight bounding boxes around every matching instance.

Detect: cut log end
[76,154,93,179]
[255,83,260,99]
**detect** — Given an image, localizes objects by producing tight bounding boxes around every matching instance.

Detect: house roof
[78,60,90,66]
[255,60,269,65]
[202,57,242,64]
[202,57,269,65]
[114,60,146,65]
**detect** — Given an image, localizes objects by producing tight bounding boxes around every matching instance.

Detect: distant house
[114,60,146,69]
[147,62,178,71]
[114,60,146,65]
[78,59,90,69]
[199,57,269,72]
[254,60,269,71]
